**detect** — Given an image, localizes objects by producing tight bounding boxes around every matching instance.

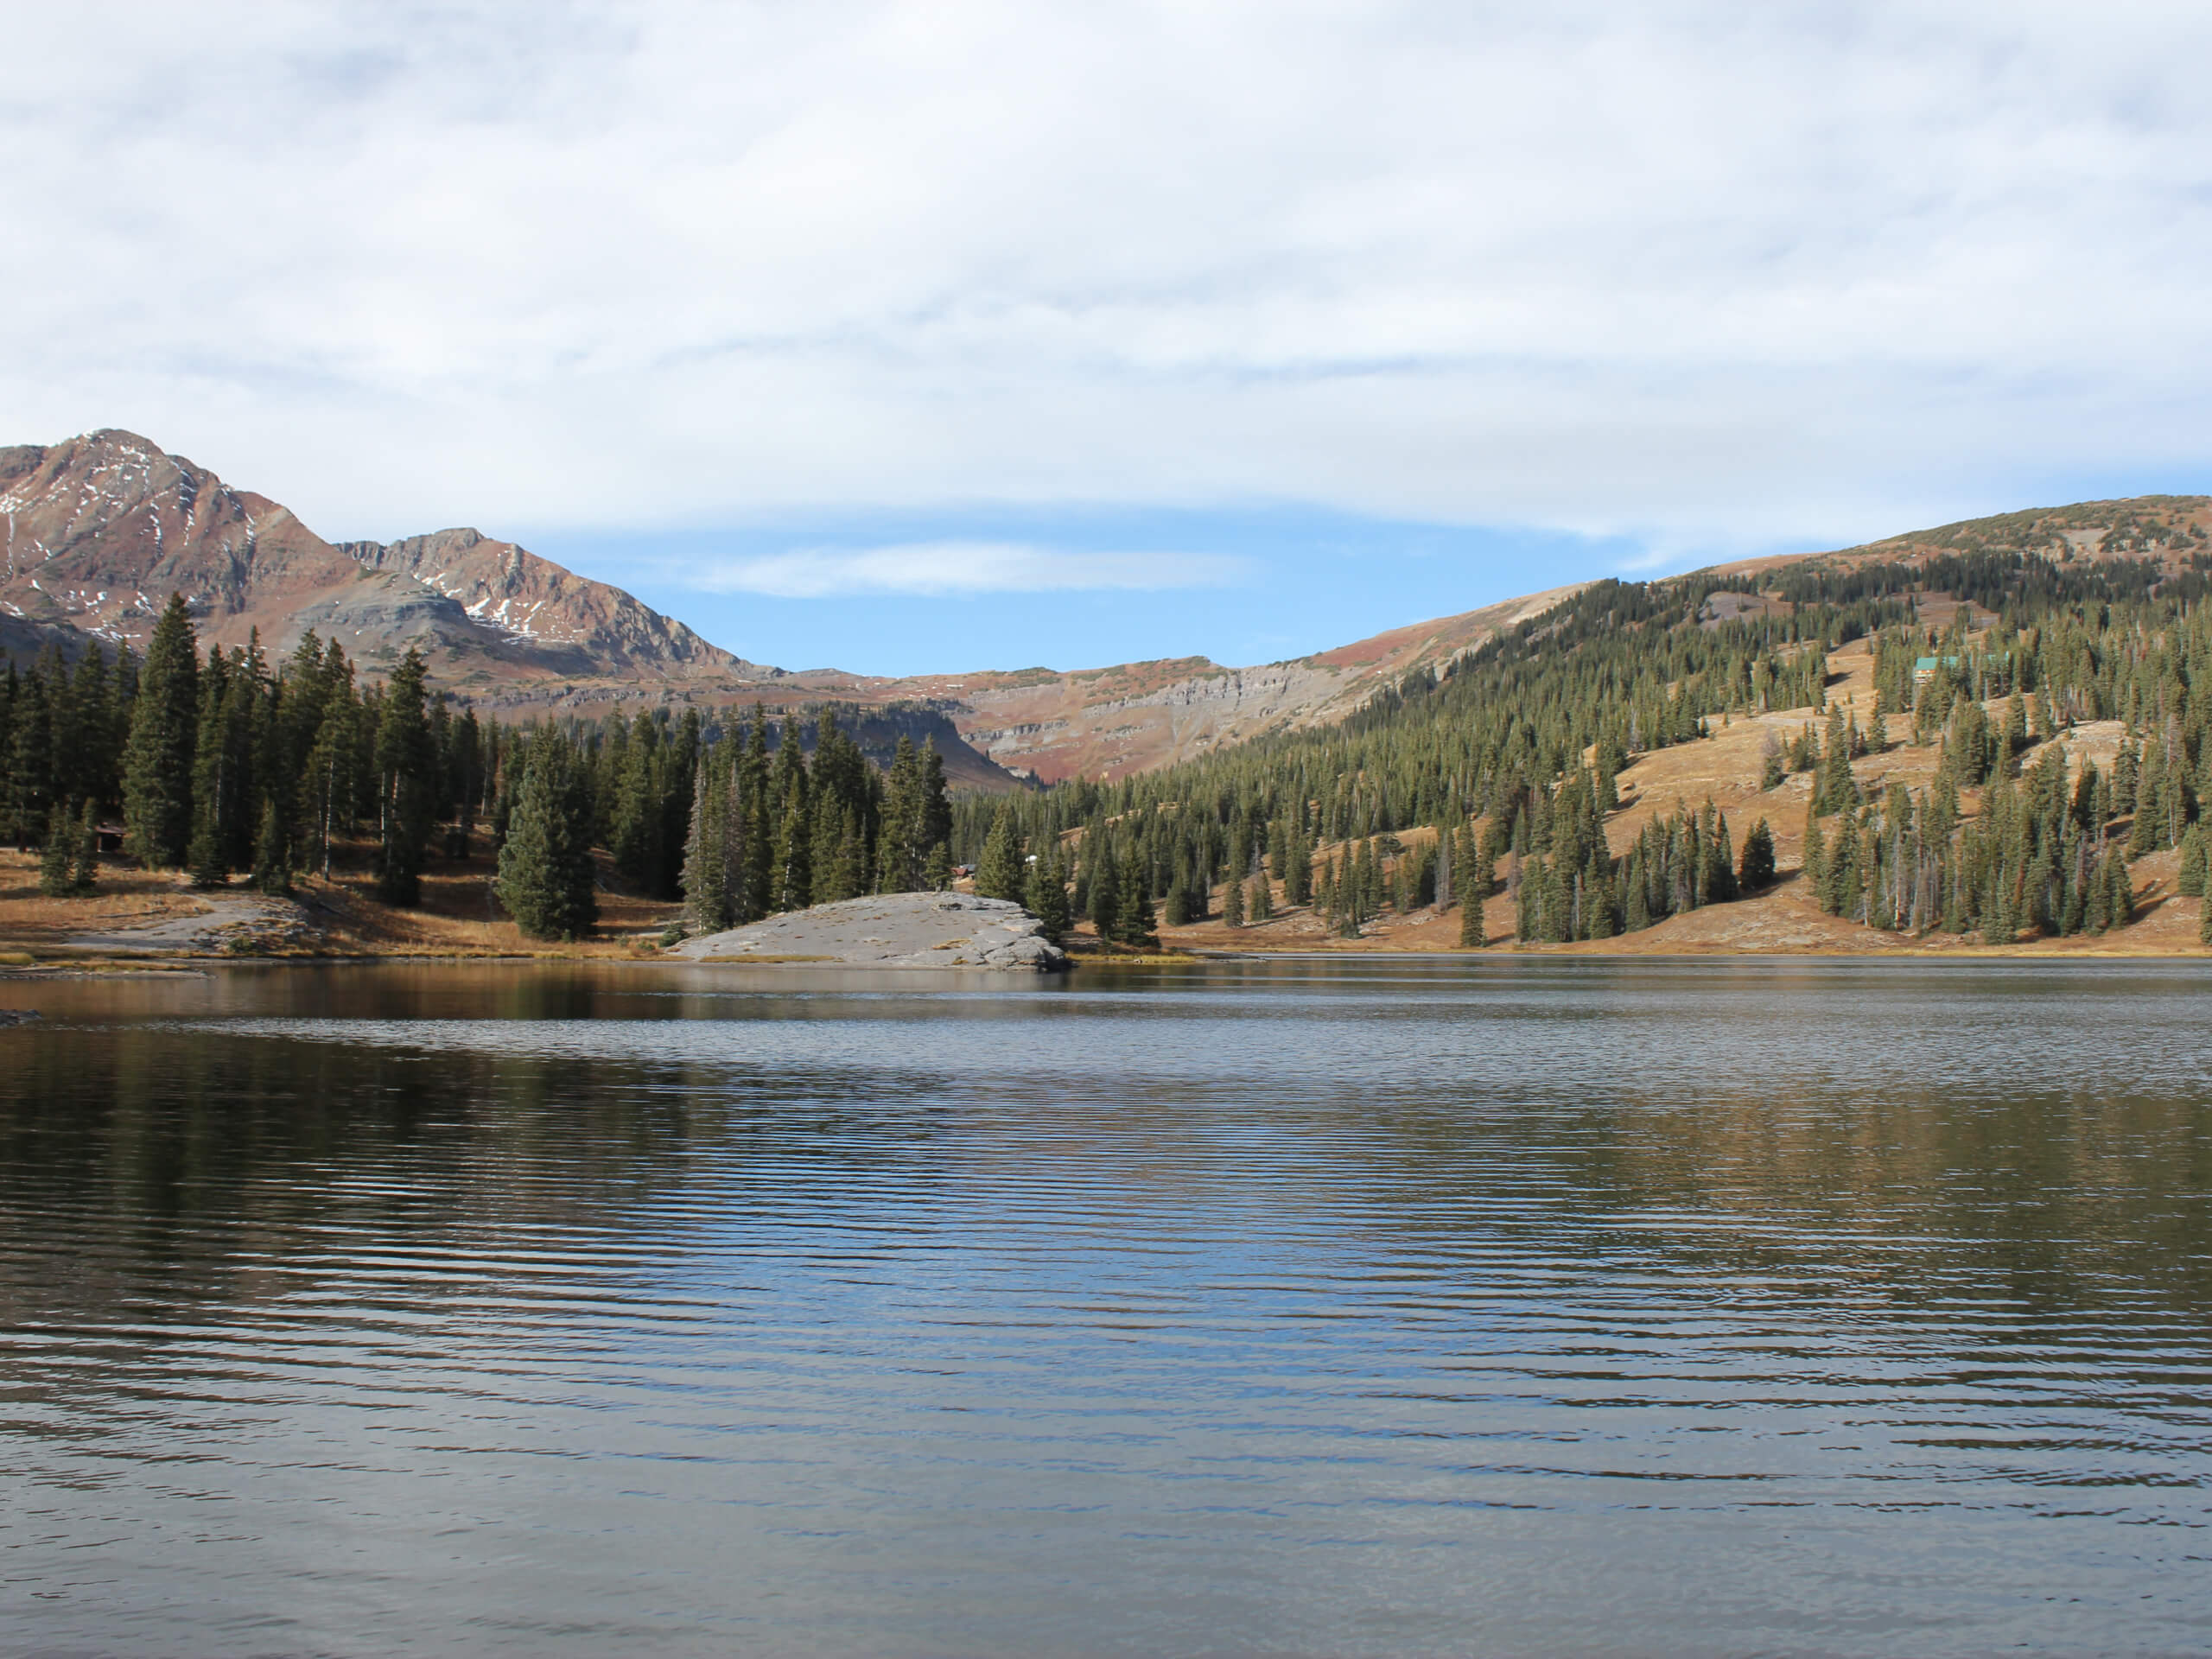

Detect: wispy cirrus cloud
[690,541,1250,599]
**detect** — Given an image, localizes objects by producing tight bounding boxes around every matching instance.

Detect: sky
[4,2,2210,675]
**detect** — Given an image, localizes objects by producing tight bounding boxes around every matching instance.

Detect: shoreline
[4,939,2209,972]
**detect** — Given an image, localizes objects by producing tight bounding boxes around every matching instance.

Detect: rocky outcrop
[675,893,1069,970]
[338,527,744,674]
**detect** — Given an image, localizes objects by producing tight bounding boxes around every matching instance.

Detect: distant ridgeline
[950,538,2212,948]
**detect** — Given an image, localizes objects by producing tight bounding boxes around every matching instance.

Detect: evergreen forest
[12,543,2212,951]
[0,594,958,941]
[947,548,2212,949]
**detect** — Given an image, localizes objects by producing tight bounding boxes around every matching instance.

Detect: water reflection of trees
[1582,1082,2212,1313]
[1341,1076,2212,1325]
[0,1020,957,1344]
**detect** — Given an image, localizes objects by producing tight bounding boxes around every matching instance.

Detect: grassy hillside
[961,507,2212,957]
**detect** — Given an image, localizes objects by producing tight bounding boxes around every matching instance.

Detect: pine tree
[187,653,238,887]
[772,791,812,913]
[1283,824,1313,907]
[681,755,733,935]
[1738,817,1776,891]
[877,735,924,893]
[1540,855,1570,942]
[2128,739,2164,855]
[6,669,54,852]
[1984,864,2015,945]
[1222,868,1244,927]
[1116,849,1159,948]
[738,710,772,918]
[2181,824,2207,898]
[610,709,665,892]
[1025,845,1071,943]
[975,803,1025,901]
[1815,702,1853,812]
[1458,876,1485,947]
[498,735,600,940]
[919,741,951,861]
[809,793,857,905]
[1707,809,1738,903]
[923,841,953,891]
[70,798,99,893]
[2106,850,2134,927]
[1086,840,1121,938]
[121,594,199,868]
[1247,867,1273,922]
[37,805,73,897]
[251,796,291,895]
[1803,795,1827,908]
[2083,847,2111,933]
[374,647,435,906]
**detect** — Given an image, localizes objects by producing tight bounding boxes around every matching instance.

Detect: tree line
[1,595,955,941]
[19,544,2212,951]
[945,549,2212,949]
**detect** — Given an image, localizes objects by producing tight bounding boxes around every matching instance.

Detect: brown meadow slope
[1112,631,2206,960]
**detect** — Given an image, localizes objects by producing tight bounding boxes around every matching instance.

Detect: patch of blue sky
[522,505,1705,678]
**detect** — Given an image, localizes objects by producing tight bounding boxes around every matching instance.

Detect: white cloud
[691,542,1249,598]
[0,2,2209,552]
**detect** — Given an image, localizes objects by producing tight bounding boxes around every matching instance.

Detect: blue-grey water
[1,957,2208,1656]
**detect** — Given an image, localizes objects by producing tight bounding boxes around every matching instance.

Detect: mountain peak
[0,429,775,695]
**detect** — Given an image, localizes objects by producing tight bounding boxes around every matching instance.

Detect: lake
[2,958,2208,1656]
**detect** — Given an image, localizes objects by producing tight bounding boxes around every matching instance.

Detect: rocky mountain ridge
[0,429,774,690]
[5,428,2206,791]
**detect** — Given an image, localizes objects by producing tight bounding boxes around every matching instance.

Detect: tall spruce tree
[122,594,200,868]
[374,647,435,906]
[975,803,1025,901]
[1116,848,1159,948]
[498,734,600,940]
[1086,837,1121,936]
[680,753,734,935]
[71,798,99,893]
[1738,817,1777,891]
[37,805,73,896]
[6,666,54,852]
[1458,875,1485,946]
[1248,866,1273,922]
[1025,844,1071,943]
[772,792,813,912]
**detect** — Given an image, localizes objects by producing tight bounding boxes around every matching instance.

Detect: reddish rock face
[0,429,768,694]
[0,429,362,653]
[0,429,1029,791]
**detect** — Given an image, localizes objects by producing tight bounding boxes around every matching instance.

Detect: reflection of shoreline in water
[1,957,2207,1656]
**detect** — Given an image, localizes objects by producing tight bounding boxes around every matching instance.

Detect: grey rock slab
[675,892,1069,971]
[63,893,313,954]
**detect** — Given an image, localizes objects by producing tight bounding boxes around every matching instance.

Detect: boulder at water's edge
[674,893,1070,971]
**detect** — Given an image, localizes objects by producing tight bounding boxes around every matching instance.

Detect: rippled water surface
[3,957,2209,1656]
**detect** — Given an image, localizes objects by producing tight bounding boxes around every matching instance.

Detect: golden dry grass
[0,842,684,959]
[1156,634,2209,959]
